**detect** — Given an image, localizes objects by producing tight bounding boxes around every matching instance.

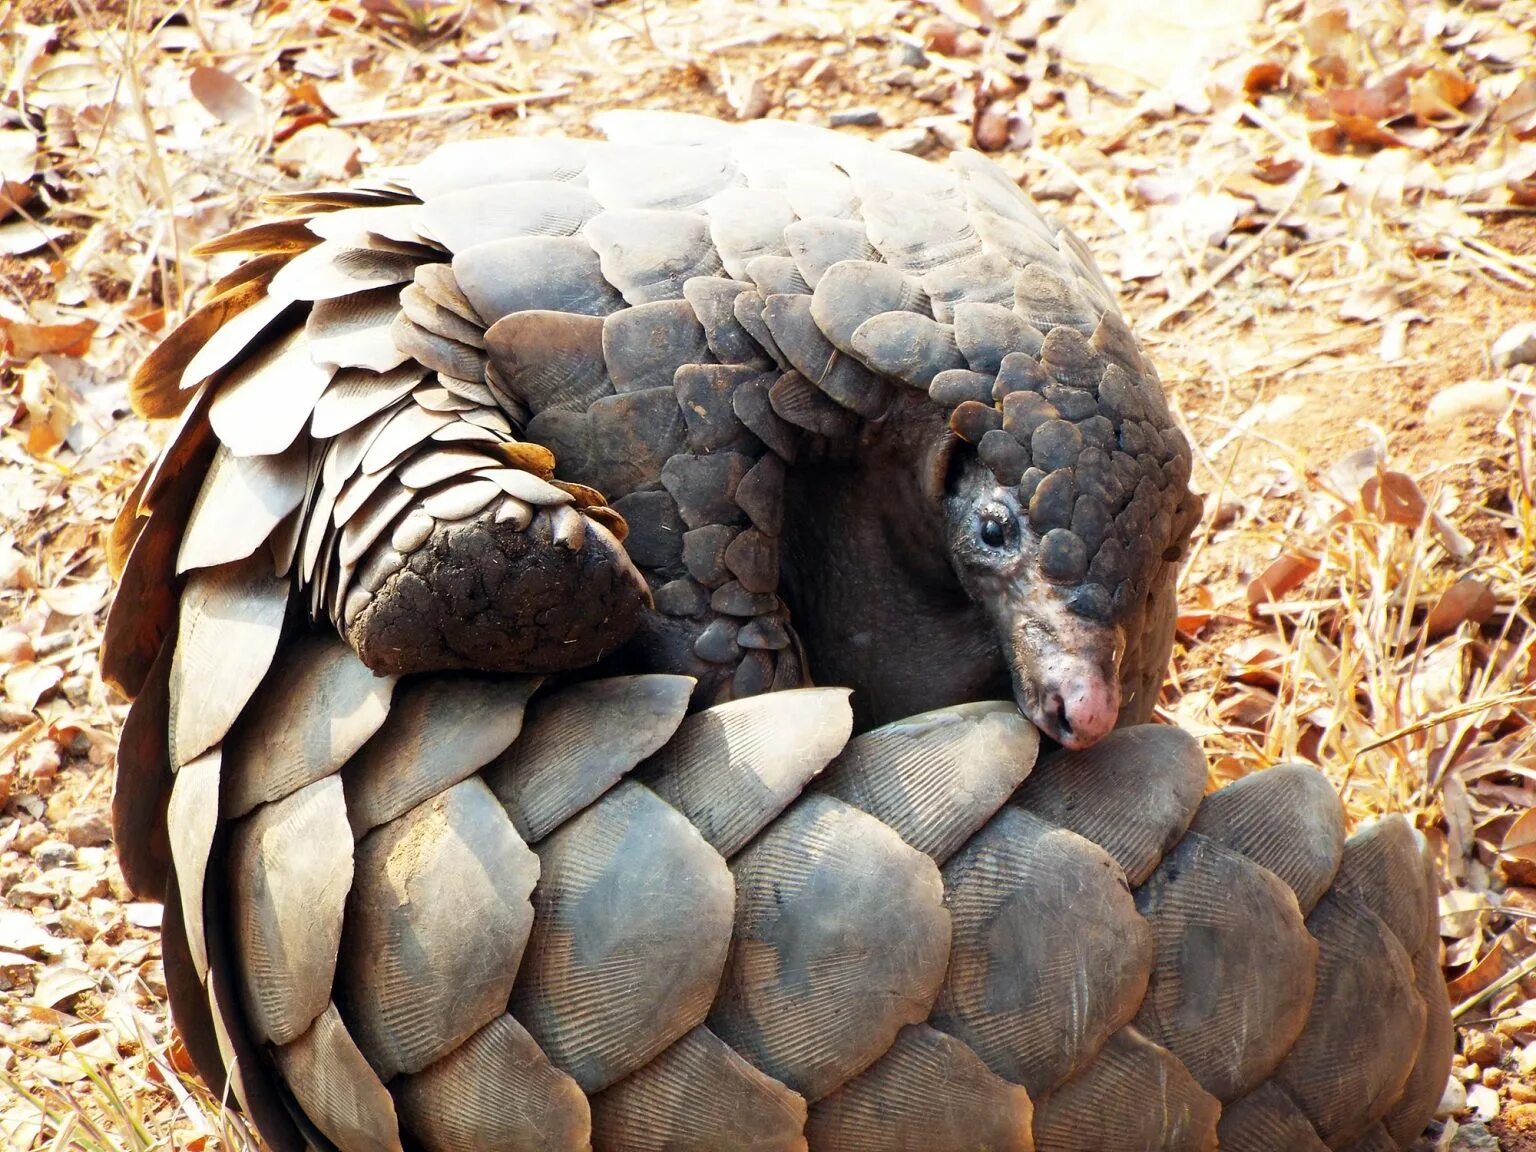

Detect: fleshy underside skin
[103,110,1448,1152]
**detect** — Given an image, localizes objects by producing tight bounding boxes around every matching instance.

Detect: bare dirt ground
[2,0,1535,1147]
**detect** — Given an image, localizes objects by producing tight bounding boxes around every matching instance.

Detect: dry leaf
[33,966,96,1010]
[1247,550,1319,611]
[40,581,108,617]
[1449,932,1515,1001]
[189,65,262,126]
[0,127,38,184]
[1410,67,1476,126]
[1426,380,1512,424]
[0,317,97,359]
[1426,577,1497,640]
[1243,60,1285,96]
[274,124,362,181]
[4,662,64,710]
[1360,471,1427,528]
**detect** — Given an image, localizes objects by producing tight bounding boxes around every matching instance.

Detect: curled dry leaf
[1425,577,1497,641]
[1222,634,1289,688]
[32,966,96,1011]
[1361,470,1428,528]
[4,663,64,711]
[1243,59,1285,96]
[40,581,108,618]
[1246,548,1319,611]
[1448,931,1515,1001]
[1253,155,1303,183]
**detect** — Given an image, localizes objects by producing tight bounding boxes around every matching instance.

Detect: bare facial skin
[944,457,1124,749]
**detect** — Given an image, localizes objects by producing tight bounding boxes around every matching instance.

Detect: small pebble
[62,809,111,848]
[32,841,75,870]
[890,40,928,68]
[878,127,932,155]
[1451,1122,1499,1151]
[830,107,883,128]
[1464,1028,1507,1067]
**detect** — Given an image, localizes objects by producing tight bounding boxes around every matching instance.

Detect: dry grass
[3,0,1536,1147]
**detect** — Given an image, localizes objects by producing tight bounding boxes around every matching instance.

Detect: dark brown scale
[603,300,714,394]
[694,618,742,664]
[724,528,780,595]
[661,452,755,529]
[1042,383,1098,422]
[683,278,774,368]
[769,371,861,439]
[733,454,786,536]
[1017,467,1046,506]
[654,577,709,617]
[711,581,779,617]
[1077,414,1115,451]
[738,616,791,651]
[674,364,762,453]
[612,490,685,569]
[761,294,892,420]
[1031,420,1084,474]
[993,351,1051,400]
[732,649,778,697]
[731,292,787,370]
[1038,529,1088,583]
[1000,392,1058,439]
[1071,496,1113,556]
[681,525,738,588]
[929,368,997,409]
[1098,364,1147,423]
[1090,537,1130,588]
[733,372,802,461]
[1028,470,1075,532]
[1089,309,1146,378]
[949,400,1004,444]
[1039,325,1104,391]
[978,429,1032,487]
[954,302,1044,375]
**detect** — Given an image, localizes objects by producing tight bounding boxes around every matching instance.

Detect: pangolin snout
[1038,671,1120,750]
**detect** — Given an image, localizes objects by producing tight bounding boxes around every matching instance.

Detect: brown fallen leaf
[1176,584,1215,636]
[1425,577,1497,640]
[1448,931,1515,1001]
[1247,549,1320,611]
[0,317,97,359]
[189,65,262,126]
[1253,155,1303,184]
[1243,60,1285,96]
[4,662,64,710]
[1360,471,1428,528]
[1410,66,1476,126]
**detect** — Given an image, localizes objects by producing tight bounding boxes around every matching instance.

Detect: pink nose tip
[1050,676,1120,749]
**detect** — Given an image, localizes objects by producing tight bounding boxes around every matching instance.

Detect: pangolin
[100,111,1448,1152]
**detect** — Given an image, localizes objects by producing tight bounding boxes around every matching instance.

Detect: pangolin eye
[977,505,1015,549]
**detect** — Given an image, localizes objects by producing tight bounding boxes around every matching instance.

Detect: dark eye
[977,506,1014,549]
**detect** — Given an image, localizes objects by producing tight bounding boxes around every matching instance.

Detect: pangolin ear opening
[922,429,964,507]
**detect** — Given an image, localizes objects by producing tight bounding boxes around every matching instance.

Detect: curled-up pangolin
[103,111,1449,1152]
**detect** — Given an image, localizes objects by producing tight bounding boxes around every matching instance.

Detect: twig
[330,90,570,127]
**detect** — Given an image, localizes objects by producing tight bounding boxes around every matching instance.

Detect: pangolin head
[933,329,1202,749]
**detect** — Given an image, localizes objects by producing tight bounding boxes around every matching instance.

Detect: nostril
[1052,694,1073,738]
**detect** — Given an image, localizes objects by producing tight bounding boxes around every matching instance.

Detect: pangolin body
[102,111,1448,1152]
